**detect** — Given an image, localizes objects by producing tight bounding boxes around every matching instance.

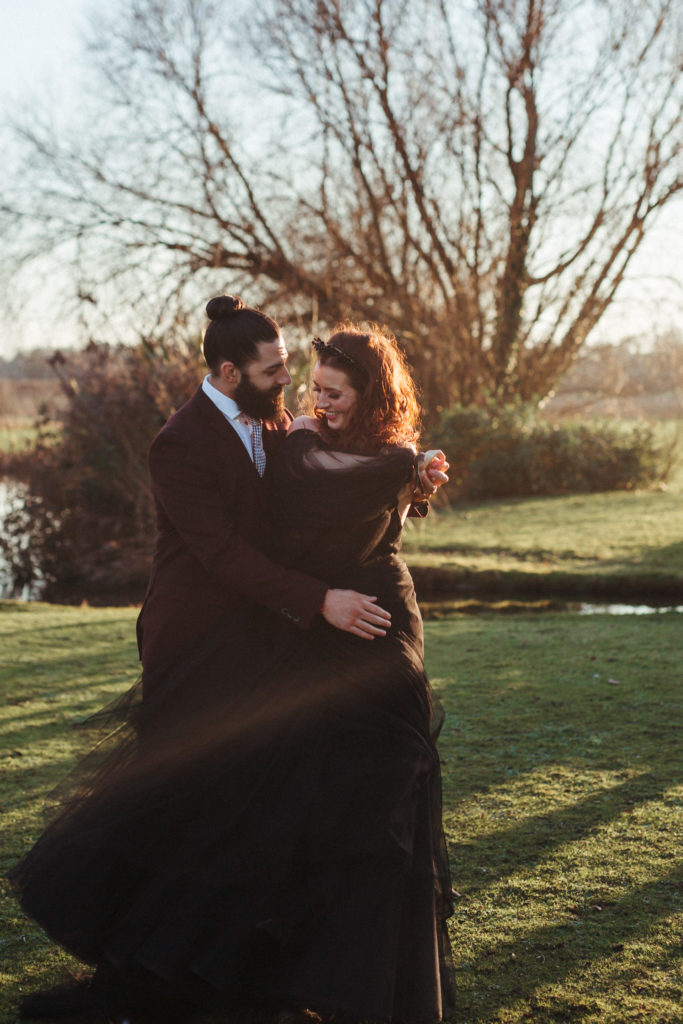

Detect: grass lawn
[403,482,683,601]
[427,612,682,1023]
[1,601,681,1023]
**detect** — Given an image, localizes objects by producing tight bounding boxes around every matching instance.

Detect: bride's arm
[397,480,417,524]
[300,442,418,515]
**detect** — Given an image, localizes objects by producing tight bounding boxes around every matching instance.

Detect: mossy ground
[1,602,681,1023]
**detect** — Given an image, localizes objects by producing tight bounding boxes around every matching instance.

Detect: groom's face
[236,337,291,421]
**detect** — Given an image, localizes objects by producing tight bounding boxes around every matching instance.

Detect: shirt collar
[202,374,243,422]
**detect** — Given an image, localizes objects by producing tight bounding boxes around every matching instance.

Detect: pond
[418,597,683,619]
[579,602,683,615]
[0,478,43,601]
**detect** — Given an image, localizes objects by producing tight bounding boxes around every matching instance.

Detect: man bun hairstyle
[203,294,281,372]
[205,294,245,320]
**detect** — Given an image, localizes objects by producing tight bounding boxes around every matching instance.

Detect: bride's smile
[312,362,359,433]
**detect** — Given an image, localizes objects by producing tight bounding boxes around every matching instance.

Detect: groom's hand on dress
[321,590,392,639]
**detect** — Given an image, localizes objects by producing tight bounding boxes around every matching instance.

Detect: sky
[0,0,89,105]
[0,1,92,356]
[1,0,681,357]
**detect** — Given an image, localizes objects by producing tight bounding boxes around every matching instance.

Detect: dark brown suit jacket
[136,387,328,671]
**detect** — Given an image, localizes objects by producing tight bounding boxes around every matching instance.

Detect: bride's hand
[417,450,449,496]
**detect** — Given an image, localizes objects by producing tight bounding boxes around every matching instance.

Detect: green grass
[402,434,683,599]
[426,613,682,1023]
[1,601,681,1022]
[403,483,683,600]
[0,603,141,1019]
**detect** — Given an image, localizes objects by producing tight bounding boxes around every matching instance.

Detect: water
[0,479,14,596]
[420,597,683,619]
[0,478,43,600]
[579,602,683,615]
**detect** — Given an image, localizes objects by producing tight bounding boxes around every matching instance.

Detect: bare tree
[1,0,680,412]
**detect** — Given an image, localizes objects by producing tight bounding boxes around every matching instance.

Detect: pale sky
[1,0,681,357]
[0,0,90,103]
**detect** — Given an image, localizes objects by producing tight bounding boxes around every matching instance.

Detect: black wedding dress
[10,431,455,1023]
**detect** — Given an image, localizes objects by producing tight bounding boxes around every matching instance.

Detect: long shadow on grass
[437,678,680,806]
[1,705,122,735]
[0,691,136,752]
[448,770,675,898]
[459,865,683,1020]
[1,703,105,725]
[1,722,120,757]
[0,614,137,633]
[2,759,93,797]
[0,644,138,679]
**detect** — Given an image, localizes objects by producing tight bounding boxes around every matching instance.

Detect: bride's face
[312,361,359,434]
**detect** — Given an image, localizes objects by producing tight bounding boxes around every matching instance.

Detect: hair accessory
[312,337,362,372]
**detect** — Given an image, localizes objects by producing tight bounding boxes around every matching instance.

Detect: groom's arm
[149,429,326,627]
[149,430,389,638]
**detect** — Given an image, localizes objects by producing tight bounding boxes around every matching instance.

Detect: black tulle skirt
[10,557,454,1023]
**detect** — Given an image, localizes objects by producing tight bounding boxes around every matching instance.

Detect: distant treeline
[0,348,65,379]
[2,332,682,424]
[0,378,64,422]
[543,330,683,420]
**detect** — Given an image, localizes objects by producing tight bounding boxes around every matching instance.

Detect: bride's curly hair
[311,321,421,451]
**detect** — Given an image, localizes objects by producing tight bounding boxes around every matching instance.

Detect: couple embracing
[12,296,455,1024]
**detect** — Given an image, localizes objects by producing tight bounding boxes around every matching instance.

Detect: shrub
[427,403,669,501]
[1,342,202,600]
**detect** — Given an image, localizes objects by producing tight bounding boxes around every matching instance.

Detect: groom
[136,295,394,674]
[20,299,396,1024]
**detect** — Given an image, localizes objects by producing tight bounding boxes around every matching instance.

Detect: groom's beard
[235,374,286,421]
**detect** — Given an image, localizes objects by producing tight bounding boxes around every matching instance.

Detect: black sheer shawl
[270,429,416,579]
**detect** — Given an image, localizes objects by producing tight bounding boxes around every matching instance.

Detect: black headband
[312,337,363,373]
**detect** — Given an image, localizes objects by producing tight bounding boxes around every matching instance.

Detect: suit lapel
[194,388,261,479]
[192,389,289,507]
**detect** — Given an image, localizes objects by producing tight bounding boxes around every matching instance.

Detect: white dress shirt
[201,374,255,463]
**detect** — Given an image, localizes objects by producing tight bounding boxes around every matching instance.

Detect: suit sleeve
[149,430,328,628]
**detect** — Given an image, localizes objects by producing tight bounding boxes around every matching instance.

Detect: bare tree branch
[1,0,680,411]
